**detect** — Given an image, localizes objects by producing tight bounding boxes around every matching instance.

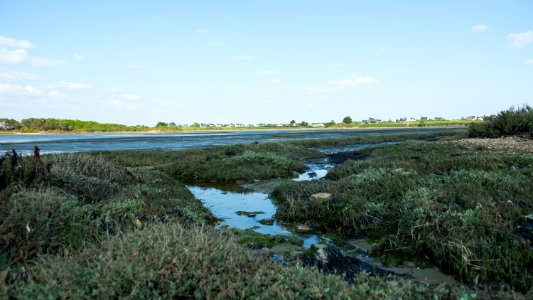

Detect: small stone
[134,219,142,228]
[290,251,305,258]
[525,213,533,222]
[295,224,312,233]
[316,248,329,264]
[254,247,271,255]
[309,193,333,205]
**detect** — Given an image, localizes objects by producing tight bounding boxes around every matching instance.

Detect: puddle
[293,157,332,181]
[188,185,319,247]
[188,156,333,247]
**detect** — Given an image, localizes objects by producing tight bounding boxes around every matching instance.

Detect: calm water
[0,127,454,154]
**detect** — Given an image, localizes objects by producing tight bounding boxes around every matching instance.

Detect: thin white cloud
[258,79,281,84]
[122,94,139,100]
[74,53,84,60]
[257,70,278,76]
[330,75,378,87]
[0,35,63,67]
[59,80,91,90]
[0,83,44,96]
[0,70,39,80]
[0,35,34,48]
[471,24,489,33]
[31,57,65,66]
[523,59,533,65]
[0,48,28,64]
[233,55,257,61]
[507,31,533,48]
[195,28,209,34]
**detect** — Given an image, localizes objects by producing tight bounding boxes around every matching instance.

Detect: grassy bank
[272,141,533,292]
[2,128,528,298]
[97,142,320,184]
[1,139,489,299]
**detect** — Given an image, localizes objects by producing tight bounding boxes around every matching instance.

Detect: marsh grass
[7,222,479,299]
[273,141,533,291]
[96,142,320,184]
[0,152,213,272]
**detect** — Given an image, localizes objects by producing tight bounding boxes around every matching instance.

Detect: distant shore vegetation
[0,117,479,134]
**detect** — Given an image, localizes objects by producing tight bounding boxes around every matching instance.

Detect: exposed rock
[295,224,312,233]
[309,193,333,206]
[235,211,265,217]
[290,251,305,258]
[270,244,304,256]
[303,246,412,283]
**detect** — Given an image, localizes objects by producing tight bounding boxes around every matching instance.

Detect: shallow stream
[187,143,458,285]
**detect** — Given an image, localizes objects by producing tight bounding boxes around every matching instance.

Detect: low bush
[469,105,533,138]
[0,191,87,270]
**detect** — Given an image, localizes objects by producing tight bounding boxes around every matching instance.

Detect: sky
[0,1,532,126]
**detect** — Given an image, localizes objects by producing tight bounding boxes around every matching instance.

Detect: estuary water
[0,127,454,154]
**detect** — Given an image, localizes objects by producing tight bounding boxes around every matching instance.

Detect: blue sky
[1,1,532,126]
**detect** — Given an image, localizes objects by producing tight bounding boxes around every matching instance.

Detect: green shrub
[6,223,475,299]
[44,153,136,185]
[50,171,118,204]
[0,191,86,269]
[469,105,533,138]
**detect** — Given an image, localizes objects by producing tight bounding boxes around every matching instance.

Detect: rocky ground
[450,136,533,154]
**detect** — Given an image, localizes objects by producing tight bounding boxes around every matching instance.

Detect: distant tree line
[0,118,148,132]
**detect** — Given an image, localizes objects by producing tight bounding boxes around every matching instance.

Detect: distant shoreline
[0,125,467,136]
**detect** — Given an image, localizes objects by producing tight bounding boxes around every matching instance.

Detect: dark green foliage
[16,118,149,132]
[0,191,85,270]
[273,141,533,291]
[0,118,21,131]
[469,105,533,138]
[342,116,353,124]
